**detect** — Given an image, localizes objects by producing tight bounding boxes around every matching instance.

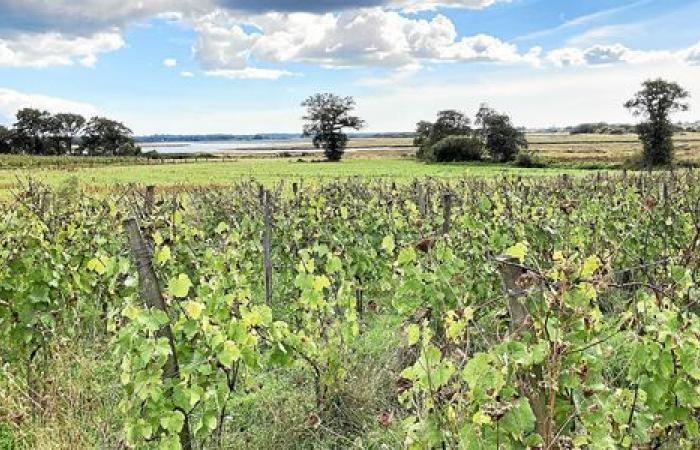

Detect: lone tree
[302,93,365,161]
[624,78,690,166]
[475,105,527,162]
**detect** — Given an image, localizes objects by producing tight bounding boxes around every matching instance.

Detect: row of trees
[301,79,692,167]
[415,106,527,163]
[300,94,528,164]
[0,108,139,156]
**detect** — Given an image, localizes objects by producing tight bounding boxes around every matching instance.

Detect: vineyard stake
[123,218,193,450]
[262,189,273,307]
[496,256,550,445]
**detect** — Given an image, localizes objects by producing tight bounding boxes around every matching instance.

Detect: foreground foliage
[1,170,700,449]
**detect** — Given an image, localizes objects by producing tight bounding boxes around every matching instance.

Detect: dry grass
[0,340,122,450]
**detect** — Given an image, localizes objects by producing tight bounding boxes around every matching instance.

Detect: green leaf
[218,340,241,366]
[160,410,185,434]
[168,274,192,298]
[397,247,416,265]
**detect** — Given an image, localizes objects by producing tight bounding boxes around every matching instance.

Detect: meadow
[3,133,700,197]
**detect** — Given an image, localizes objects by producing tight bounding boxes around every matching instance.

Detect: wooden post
[144,185,155,217]
[123,218,192,450]
[442,193,452,235]
[261,190,273,307]
[496,255,549,446]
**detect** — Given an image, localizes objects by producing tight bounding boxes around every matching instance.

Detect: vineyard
[1,171,700,449]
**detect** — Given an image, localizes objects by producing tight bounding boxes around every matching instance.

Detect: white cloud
[190,8,539,78]
[163,58,178,67]
[545,42,697,67]
[0,32,124,68]
[680,42,700,65]
[180,71,195,77]
[353,59,700,132]
[205,67,293,79]
[393,0,504,12]
[0,87,98,119]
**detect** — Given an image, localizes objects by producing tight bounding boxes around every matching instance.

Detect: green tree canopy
[625,78,690,166]
[476,105,527,162]
[81,117,139,156]
[302,93,365,161]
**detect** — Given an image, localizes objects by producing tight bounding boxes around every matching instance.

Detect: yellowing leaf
[504,242,527,263]
[218,340,241,366]
[581,256,600,278]
[381,235,395,253]
[184,301,205,320]
[87,257,106,275]
[314,275,331,291]
[156,246,171,266]
[168,274,192,298]
[406,324,420,346]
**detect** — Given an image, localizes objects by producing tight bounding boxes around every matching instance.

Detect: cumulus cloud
[546,42,700,68]
[191,8,538,78]
[163,58,178,67]
[180,71,195,77]
[680,42,700,65]
[0,87,98,119]
[0,32,124,67]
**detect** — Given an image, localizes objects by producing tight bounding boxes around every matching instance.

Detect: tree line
[302,78,692,167]
[0,108,139,156]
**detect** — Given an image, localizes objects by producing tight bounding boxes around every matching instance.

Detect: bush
[514,151,549,168]
[430,135,483,162]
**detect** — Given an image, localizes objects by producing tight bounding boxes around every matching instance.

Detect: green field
[0,158,590,196]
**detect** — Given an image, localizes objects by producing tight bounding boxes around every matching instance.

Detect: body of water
[139,139,313,154]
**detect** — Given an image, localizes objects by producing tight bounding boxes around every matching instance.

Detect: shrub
[514,151,548,168]
[431,135,483,162]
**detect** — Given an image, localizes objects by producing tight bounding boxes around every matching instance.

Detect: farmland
[1,133,699,197]
[2,169,700,449]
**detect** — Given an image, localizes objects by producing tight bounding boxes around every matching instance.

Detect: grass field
[0,158,589,196]
[1,132,698,196]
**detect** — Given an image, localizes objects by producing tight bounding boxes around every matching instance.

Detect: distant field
[1,132,699,196]
[528,132,700,165]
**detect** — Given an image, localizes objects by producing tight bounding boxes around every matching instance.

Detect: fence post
[261,189,273,307]
[144,185,155,217]
[496,255,549,446]
[442,192,452,235]
[123,218,192,450]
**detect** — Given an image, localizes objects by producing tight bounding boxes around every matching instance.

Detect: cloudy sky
[1,0,699,134]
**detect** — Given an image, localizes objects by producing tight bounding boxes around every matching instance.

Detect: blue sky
[1,0,699,134]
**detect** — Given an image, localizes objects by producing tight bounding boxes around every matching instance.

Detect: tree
[415,110,472,161]
[475,105,527,162]
[624,78,690,166]
[52,113,86,155]
[81,117,139,156]
[14,108,52,154]
[0,125,12,154]
[302,93,365,161]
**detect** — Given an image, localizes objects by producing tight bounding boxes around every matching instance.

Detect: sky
[1,0,699,135]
